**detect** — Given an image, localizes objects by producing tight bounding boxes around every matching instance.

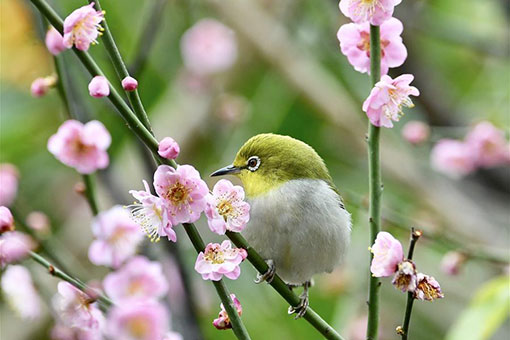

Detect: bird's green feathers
[232,134,337,197]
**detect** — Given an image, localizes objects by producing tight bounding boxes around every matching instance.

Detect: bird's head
[211,133,333,197]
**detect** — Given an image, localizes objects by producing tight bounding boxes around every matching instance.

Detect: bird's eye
[247,156,260,171]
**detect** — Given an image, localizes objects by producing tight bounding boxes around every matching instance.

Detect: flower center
[71,138,93,155]
[204,245,225,264]
[128,279,144,295]
[357,32,389,58]
[128,317,150,338]
[166,182,190,205]
[417,281,440,300]
[217,200,234,221]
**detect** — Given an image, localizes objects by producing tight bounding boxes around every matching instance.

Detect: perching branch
[397,229,422,340]
[366,24,382,340]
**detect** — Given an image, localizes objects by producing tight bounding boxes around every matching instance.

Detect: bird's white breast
[243,179,351,285]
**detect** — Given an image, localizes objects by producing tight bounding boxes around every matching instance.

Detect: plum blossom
[430,139,476,178]
[337,17,407,75]
[158,137,180,160]
[51,324,103,340]
[122,76,138,91]
[63,3,105,51]
[0,231,36,268]
[106,301,169,340]
[339,0,402,26]
[205,179,250,235]
[163,332,183,340]
[0,206,15,234]
[52,282,104,330]
[414,273,444,301]
[362,74,420,128]
[465,121,510,168]
[26,211,51,234]
[369,231,403,277]
[194,240,247,281]
[128,180,176,242]
[154,165,208,225]
[0,163,18,206]
[48,120,111,174]
[103,256,168,303]
[45,26,66,55]
[391,260,417,292]
[1,265,42,319]
[180,19,238,75]
[213,293,243,330]
[31,76,56,97]
[440,251,466,276]
[88,206,143,268]
[402,120,430,145]
[88,76,110,98]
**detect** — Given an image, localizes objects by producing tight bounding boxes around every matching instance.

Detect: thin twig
[366,24,382,340]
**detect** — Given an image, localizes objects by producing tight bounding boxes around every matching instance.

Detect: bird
[211,133,351,318]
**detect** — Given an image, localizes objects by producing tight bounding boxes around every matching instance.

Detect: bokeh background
[1,0,509,339]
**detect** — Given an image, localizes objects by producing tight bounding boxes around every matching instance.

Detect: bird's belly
[243,179,351,285]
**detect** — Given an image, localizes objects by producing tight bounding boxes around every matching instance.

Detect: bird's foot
[254,259,276,284]
[287,281,311,319]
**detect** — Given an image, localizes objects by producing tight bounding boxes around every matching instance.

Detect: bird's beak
[210,164,241,177]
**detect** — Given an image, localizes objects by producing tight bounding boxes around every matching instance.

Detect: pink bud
[88,76,110,98]
[26,211,50,234]
[31,76,56,97]
[158,137,180,160]
[121,76,138,91]
[45,27,66,55]
[402,121,430,145]
[0,206,15,234]
[440,251,466,276]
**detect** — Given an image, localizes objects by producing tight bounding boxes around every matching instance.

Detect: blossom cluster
[337,0,419,128]
[431,121,510,178]
[370,231,444,301]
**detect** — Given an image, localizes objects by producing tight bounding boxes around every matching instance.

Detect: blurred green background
[1,0,509,339]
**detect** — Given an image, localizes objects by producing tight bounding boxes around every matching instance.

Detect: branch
[366,24,382,340]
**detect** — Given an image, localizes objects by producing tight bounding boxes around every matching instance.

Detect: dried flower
[213,294,243,330]
[392,260,417,293]
[414,273,444,301]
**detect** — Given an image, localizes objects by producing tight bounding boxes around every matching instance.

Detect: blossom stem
[226,231,345,340]
[82,174,99,215]
[366,24,382,340]
[399,229,422,340]
[87,0,153,133]
[29,251,113,308]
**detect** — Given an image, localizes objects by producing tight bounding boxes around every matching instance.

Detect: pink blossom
[163,332,183,340]
[106,301,169,340]
[88,206,144,268]
[194,240,247,281]
[414,273,444,301]
[103,256,168,303]
[153,165,208,225]
[213,293,243,330]
[370,231,403,277]
[339,0,402,26]
[430,139,476,178]
[26,211,51,234]
[362,74,420,128]
[205,179,250,235]
[31,76,56,97]
[180,19,238,75]
[45,26,66,55]
[1,265,42,319]
[52,282,104,330]
[0,163,18,206]
[0,231,36,268]
[392,260,417,292]
[51,324,103,340]
[128,180,176,242]
[88,76,110,98]
[440,251,466,276]
[48,120,111,174]
[63,3,104,51]
[158,137,180,160]
[0,206,15,234]
[122,76,138,91]
[337,17,407,75]
[402,120,430,145]
[465,121,510,168]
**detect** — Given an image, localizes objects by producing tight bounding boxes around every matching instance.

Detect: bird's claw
[287,293,309,319]
[254,259,275,284]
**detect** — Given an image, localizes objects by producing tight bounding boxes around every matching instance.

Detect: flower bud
[88,76,110,98]
[31,76,57,97]
[121,76,138,91]
[45,26,66,55]
[440,251,466,276]
[26,211,50,235]
[402,121,430,145]
[0,206,15,234]
[158,137,180,160]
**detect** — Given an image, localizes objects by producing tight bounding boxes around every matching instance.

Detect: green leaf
[446,275,510,340]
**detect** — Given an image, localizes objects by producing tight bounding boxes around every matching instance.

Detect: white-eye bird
[211,133,351,318]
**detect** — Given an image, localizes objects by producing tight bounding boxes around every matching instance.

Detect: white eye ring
[247,156,260,172]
